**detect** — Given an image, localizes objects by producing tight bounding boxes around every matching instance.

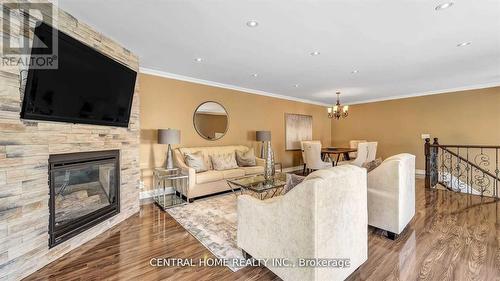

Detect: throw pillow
[211,153,238,171]
[236,149,256,167]
[283,173,306,194]
[362,158,383,172]
[184,151,208,173]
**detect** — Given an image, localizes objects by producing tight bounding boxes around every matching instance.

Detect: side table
[153,168,189,210]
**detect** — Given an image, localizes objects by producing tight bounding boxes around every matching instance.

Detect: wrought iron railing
[425,138,499,199]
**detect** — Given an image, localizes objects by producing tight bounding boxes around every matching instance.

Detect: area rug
[166,193,244,271]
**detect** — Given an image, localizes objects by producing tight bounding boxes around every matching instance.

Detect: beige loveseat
[173,145,265,200]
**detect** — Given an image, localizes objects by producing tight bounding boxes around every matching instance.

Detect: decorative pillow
[210,153,238,171]
[283,173,306,194]
[362,158,383,173]
[236,149,256,167]
[184,151,208,173]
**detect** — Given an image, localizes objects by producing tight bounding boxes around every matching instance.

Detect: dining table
[321,147,357,166]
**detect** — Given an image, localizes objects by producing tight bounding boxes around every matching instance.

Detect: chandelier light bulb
[328,92,349,119]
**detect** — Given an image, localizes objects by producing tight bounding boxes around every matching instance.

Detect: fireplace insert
[48,150,120,248]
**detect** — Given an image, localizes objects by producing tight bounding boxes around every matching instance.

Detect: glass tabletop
[227,172,287,193]
[154,167,188,179]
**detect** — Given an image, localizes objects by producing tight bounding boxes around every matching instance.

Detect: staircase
[425,138,499,199]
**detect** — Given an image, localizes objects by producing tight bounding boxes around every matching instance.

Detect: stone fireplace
[0,3,140,280]
[48,150,120,248]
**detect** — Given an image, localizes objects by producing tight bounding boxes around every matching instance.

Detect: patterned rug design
[166,193,243,271]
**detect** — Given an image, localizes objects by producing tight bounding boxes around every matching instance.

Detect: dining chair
[349,140,367,158]
[300,140,321,174]
[339,142,378,167]
[303,142,331,173]
[366,142,378,162]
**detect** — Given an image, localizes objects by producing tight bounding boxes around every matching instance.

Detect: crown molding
[139,67,330,107]
[346,81,500,105]
[140,67,500,107]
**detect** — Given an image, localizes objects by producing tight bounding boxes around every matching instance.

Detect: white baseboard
[415,169,425,175]
[282,165,304,173]
[140,187,174,199]
[140,166,303,200]
[140,168,425,199]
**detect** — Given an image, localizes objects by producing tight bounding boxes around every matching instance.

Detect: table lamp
[256,131,271,158]
[256,131,274,179]
[158,129,180,169]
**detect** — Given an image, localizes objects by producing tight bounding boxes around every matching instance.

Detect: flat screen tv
[21,22,137,127]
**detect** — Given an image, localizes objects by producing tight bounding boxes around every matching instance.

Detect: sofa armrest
[237,195,288,253]
[255,157,265,167]
[179,164,195,189]
[237,189,315,259]
[174,149,195,189]
[368,160,400,195]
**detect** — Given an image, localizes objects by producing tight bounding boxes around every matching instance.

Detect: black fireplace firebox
[48,150,120,248]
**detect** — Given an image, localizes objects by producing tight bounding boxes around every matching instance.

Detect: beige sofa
[173,145,265,200]
[238,165,368,281]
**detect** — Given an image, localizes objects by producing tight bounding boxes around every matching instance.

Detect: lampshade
[256,130,271,141]
[158,129,180,144]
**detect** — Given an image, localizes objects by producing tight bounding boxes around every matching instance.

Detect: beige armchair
[238,165,368,281]
[368,153,415,239]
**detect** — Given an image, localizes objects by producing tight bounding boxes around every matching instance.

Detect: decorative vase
[264,141,275,180]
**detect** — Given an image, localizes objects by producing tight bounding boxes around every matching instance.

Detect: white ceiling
[58,0,500,105]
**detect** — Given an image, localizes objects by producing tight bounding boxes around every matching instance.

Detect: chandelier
[327,92,349,119]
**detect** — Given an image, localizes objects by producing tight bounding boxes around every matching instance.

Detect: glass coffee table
[227,172,287,200]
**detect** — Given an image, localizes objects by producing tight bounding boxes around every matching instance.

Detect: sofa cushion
[184,151,208,173]
[196,170,224,184]
[222,168,245,179]
[236,149,256,167]
[240,165,264,175]
[179,145,250,170]
[283,173,306,194]
[362,158,383,172]
[211,153,238,171]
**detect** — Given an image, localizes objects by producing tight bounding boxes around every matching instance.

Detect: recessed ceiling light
[246,20,259,27]
[435,2,454,11]
[294,84,300,88]
[456,42,471,47]
[251,73,258,77]
[194,57,203,62]
[351,70,359,74]
[310,51,320,56]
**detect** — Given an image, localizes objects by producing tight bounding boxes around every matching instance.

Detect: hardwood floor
[25,178,500,281]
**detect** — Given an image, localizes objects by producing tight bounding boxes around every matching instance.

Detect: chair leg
[242,250,252,260]
[302,164,306,175]
[387,231,397,240]
[335,154,341,166]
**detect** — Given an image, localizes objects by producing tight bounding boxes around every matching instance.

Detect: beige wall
[140,73,331,188]
[331,87,500,170]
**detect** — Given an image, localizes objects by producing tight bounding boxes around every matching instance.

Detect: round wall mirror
[193,101,229,141]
